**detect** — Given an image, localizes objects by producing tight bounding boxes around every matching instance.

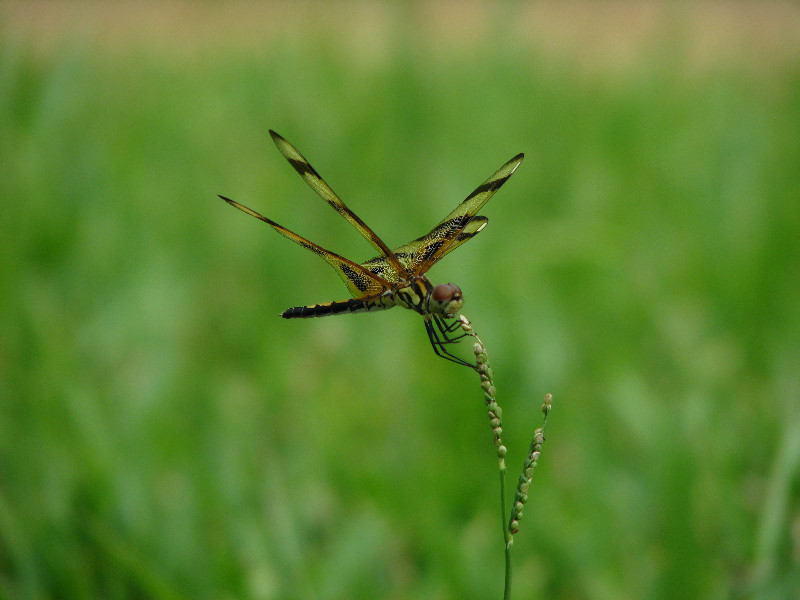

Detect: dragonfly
[220,130,523,370]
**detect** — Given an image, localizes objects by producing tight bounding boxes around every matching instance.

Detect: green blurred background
[1,2,799,599]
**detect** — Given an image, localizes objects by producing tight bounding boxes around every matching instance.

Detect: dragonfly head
[430,283,464,318]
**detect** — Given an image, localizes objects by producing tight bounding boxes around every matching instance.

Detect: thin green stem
[501,467,512,600]
[499,467,509,544]
[504,542,512,600]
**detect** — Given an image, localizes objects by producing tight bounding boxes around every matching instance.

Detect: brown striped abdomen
[281,297,391,318]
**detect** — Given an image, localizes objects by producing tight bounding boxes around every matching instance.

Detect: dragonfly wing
[220,196,390,298]
[269,130,409,278]
[365,215,489,274]
[412,153,523,274]
[384,151,523,276]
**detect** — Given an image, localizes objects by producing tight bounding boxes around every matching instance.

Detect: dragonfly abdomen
[281,296,392,319]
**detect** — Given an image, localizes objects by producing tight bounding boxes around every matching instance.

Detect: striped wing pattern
[269,130,408,280]
[361,215,488,279]
[404,152,524,276]
[219,197,391,298]
[358,151,523,279]
[221,133,523,299]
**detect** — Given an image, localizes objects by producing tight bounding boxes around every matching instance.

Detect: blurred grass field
[1,2,799,599]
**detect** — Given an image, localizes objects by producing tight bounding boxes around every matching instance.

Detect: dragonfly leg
[433,314,469,342]
[425,317,477,370]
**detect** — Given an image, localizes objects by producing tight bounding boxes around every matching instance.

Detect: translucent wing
[373,152,524,277]
[410,153,523,275]
[269,130,409,279]
[220,196,391,298]
[361,215,488,276]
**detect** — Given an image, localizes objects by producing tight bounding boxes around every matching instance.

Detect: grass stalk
[459,315,552,599]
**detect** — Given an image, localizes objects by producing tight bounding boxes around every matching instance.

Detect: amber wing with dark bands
[408,152,524,275]
[219,196,391,298]
[361,152,523,277]
[269,130,408,278]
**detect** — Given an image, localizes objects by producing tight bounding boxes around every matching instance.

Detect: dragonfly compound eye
[432,283,462,302]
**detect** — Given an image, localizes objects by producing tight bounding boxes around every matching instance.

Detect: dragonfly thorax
[387,277,463,318]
